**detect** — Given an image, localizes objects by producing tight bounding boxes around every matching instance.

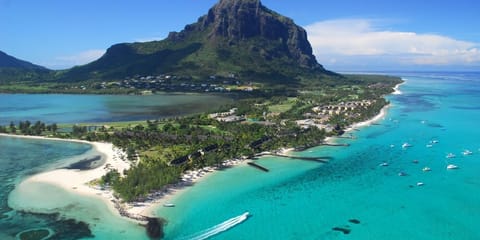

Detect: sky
[1,0,479,71]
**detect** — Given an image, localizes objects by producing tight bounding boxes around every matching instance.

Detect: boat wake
[180,212,250,240]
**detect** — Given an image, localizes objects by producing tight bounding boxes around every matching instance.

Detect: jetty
[247,162,269,172]
[321,143,350,147]
[273,154,330,163]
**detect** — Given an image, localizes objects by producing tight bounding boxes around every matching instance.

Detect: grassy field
[268,97,297,113]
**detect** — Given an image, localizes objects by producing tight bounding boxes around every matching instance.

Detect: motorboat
[379,162,389,167]
[446,153,456,158]
[398,171,408,176]
[163,203,175,207]
[402,143,412,149]
[412,159,419,164]
[462,150,473,155]
[417,182,425,186]
[446,164,459,170]
[422,167,431,172]
[426,144,433,148]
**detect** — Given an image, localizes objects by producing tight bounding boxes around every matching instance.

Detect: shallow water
[0,93,231,125]
[156,72,480,240]
[1,72,479,239]
[0,137,147,239]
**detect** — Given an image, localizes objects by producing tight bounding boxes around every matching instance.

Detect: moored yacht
[402,143,412,149]
[446,153,456,158]
[447,164,459,170]
[462,150,473,155]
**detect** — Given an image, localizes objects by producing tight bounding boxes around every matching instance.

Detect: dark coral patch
[332,226,351,234]
[348,219,360,224]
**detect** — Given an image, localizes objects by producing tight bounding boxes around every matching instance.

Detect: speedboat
[447,164,459,170]
[402,143,412,149]
[446,153,456,158]
[431,140,439,144]
[417,182,425,186]
[462,150,473,155]
[379,162,389,167]
[422,167,431,172]
[398,171,408,176]
[163,203,175,207]
[426,144,433,148]
[412,159,419,164]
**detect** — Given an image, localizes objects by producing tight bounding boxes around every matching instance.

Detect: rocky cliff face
[62,0,329,83]
[171,0,322,70]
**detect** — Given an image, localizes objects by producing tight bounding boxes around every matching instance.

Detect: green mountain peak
[62,0,333,86]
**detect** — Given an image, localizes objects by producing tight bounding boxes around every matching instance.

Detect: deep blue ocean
[1,72,479,239]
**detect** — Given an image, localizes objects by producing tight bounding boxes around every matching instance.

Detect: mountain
[0,50,46,70]
[63,0,337,86]
[0,51,50,84]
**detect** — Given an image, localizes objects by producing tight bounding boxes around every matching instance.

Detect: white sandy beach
[3,82,402,220]
[392,80,405,95]
[3,133,247,221]
[2,134,138,220]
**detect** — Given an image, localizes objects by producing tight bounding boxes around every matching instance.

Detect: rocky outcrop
[172,0,322,70]
[61,0,330,83]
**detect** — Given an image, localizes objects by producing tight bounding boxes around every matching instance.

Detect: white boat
[163,203,175,207]
[379,162,389,167]
[462,150,473,155]
[188,212,250,240]
[447,164,459,170]
[417,182,425,186]
[446,153,456,158]
[422,167,431,172]
[431,140,439,144]
[402,143,412,148]
[426,144,433,148]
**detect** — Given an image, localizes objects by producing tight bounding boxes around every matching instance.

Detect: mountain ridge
[0,50,47,70]
[61,0,337,86]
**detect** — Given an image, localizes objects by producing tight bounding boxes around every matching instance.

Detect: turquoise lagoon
[157,72,480,240]
[0,93,231,125]
[1,72,480,239]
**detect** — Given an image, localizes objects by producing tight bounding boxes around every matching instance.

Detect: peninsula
[1,0,402,238]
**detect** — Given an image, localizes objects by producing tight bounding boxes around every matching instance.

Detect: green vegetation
[2,75,402,202]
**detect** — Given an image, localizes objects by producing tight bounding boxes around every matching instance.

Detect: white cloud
[304,19,480,69]
[50,49,106,69]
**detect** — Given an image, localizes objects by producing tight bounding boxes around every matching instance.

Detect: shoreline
[392,80,405,95]
[2,83,402,223]
[2,134,139,222]
[2,133,249,222]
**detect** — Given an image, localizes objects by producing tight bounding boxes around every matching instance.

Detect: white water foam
[180,212,250,240]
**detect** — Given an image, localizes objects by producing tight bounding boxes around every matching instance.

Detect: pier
[273,154,330,163]
[247,162,269,172]
[321,143,350,147]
